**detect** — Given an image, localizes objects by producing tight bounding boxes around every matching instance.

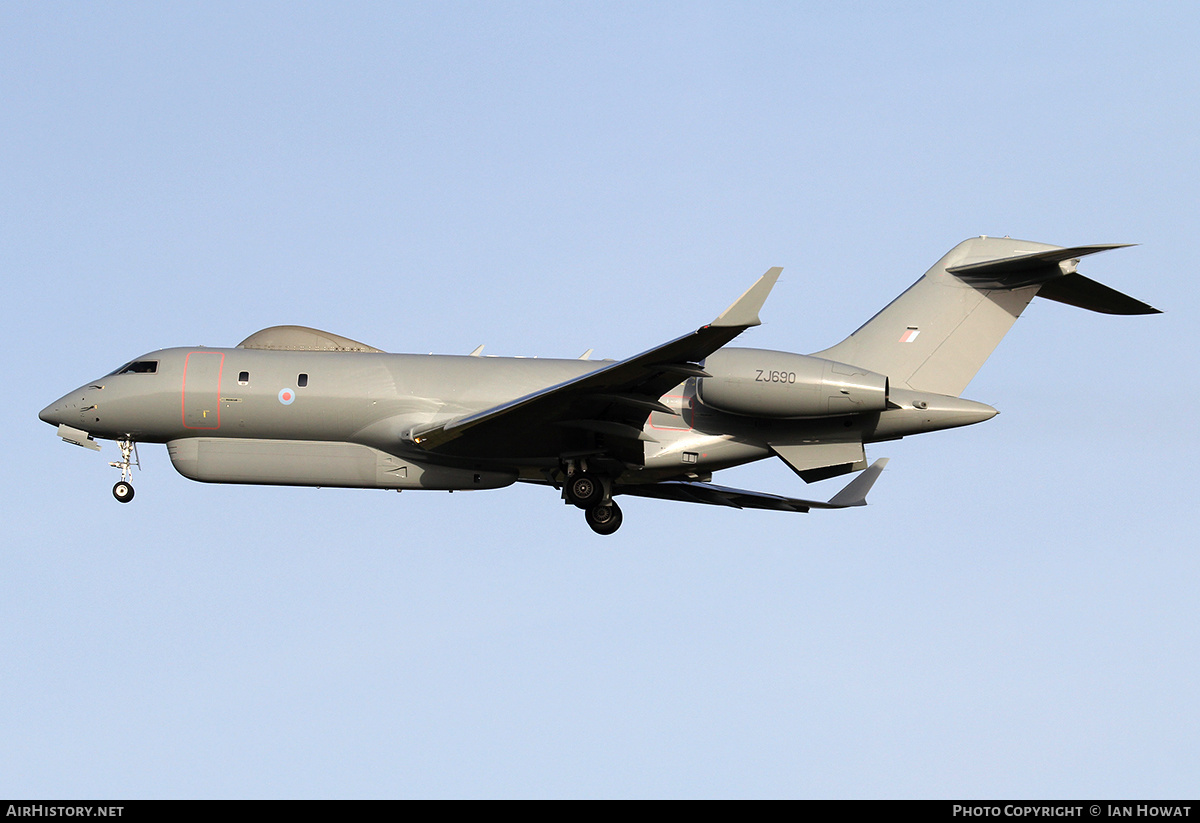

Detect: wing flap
[556,419,659,442]
[616,458,889,513]
[770,441,866,484]
[618,481,808,512]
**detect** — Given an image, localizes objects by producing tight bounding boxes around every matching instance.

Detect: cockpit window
[109,360,158,375]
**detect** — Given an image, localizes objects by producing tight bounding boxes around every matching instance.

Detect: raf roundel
[278,388,295,406]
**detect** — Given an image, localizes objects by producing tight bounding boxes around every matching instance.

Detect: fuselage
[36,237,1154,534]
[39,345,997,487]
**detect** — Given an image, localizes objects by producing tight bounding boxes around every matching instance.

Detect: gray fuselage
[40,345,995,487]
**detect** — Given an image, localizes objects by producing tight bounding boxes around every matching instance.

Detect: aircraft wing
[409,268,782,460]
[616,458,889,512]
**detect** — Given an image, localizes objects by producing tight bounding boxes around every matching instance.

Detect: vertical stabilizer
[811,238,1154,397]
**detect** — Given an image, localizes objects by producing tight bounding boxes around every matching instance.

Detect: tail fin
[811,237,1159,397]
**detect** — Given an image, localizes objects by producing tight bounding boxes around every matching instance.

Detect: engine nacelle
[698,348,889,418]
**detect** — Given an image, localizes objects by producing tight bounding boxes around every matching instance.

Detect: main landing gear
[584,500,623,536]
[562,463,623,535]
[109,438,139,504]
[564,473,604,509]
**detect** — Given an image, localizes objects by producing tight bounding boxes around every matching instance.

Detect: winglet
[825,458,889,508]
[711,267,782,328]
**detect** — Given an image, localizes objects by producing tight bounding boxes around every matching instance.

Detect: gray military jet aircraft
[40,237,1157,534]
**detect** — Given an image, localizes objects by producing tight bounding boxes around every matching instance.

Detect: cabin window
[238,371,250,385]
[112,360,158,375]
[297,373,309,388]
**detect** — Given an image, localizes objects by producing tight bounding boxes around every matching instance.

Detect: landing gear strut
[560,460,622,534]
[109,438,139,504]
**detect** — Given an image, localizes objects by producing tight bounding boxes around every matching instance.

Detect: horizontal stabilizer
[812,237,1159,397]
[946,243,1134,286]
[615,458,889,512]
[947,243,1159,314]
[1036,273,1161,315]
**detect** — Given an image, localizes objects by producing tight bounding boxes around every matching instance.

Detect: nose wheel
[108,438,139,503]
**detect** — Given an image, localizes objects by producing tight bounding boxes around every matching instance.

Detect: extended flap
[770,441,865,483]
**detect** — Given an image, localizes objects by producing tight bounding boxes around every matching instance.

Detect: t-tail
[812,237,1160,397]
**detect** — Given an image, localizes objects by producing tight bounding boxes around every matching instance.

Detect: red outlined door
[647,394,693,432]
[181,351,224,430]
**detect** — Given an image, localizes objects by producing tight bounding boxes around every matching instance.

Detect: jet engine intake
[698,348,889,418]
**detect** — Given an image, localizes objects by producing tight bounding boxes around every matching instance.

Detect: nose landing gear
[109,438,139,504]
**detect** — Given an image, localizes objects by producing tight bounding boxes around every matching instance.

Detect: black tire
[112,481,135,503]
[585,501,623,535]
[565,474,603,509]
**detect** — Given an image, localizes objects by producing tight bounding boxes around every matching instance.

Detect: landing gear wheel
[112,481,135,503]
[109,438,140,503]
[565,473,604,509]
[585,501,623,535]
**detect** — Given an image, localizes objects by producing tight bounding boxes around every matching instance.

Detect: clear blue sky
[3,1,1197,798]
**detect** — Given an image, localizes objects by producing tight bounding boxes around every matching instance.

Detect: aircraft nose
[39,389,83,427]
[39,400,67,426]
